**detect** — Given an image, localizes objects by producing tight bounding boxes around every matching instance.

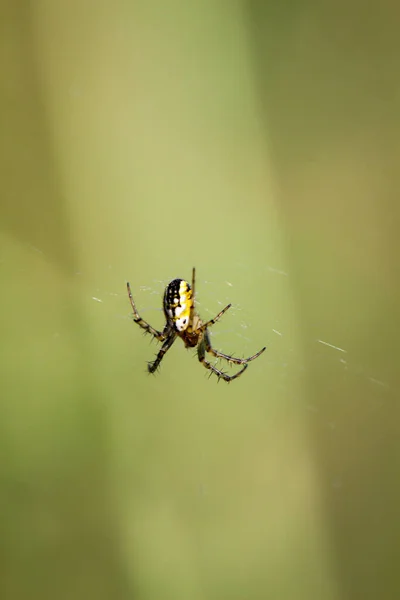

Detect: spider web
[90,263,391,394]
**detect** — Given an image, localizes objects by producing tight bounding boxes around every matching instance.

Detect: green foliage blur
[1,1,399,599]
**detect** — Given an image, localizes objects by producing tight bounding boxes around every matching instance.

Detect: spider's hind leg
[127,282,166,341]
[191,267,196,302]
[198,303,232,332]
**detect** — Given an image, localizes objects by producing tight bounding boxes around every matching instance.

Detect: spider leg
[204,329,266,365]
[148,332,176,373]
[127,282,166,341]
[191,267,196,302]
[197,337,248,382]
[198,303,232,332]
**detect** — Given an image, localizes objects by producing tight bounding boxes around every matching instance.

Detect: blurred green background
[1,1,399,599]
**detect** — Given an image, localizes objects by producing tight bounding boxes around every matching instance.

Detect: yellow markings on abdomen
[164,278,193,332]
[173,280,192,331]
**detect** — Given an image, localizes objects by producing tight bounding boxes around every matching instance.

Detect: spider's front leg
[148,332,176,373]
[197,336,248,382]
[204,329,266,365]
[127,282,166,341]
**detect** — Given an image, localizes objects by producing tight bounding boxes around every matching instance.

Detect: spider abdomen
[163,278,193,332]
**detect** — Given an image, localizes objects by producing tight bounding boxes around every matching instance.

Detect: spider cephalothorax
[127,268,265,382]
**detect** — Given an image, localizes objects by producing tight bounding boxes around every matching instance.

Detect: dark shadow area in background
[246,1,400,599]
[0,1,74,270]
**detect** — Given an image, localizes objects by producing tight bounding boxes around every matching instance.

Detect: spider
[127,267,266,382]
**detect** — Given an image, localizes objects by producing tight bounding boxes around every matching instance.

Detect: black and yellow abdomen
[163,278,193,332]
